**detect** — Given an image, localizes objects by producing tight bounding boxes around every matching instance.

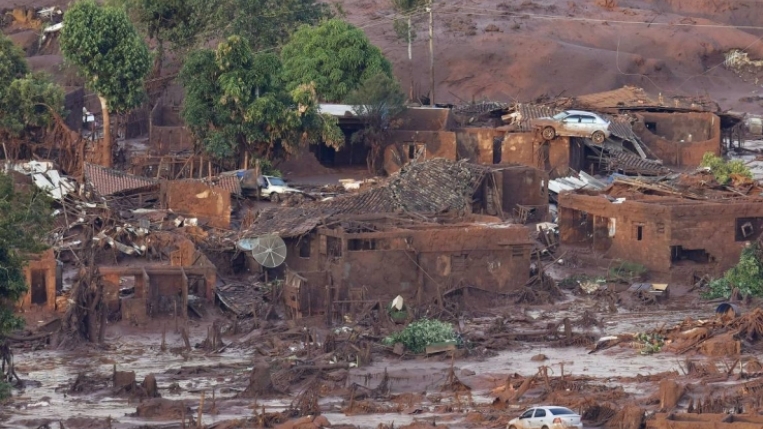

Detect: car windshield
[552,111,569,120]
[549,407,576,415]
[268,177,286,186]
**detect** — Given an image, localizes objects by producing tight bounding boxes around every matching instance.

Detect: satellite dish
[237,237,259,252]
[252,234,287,268]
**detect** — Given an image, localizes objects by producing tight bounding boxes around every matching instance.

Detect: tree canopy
[61,1,151,113]
[0,35,64,153]
[107,0,208,56]
[60,0,151,166]
[0,36,28,101]
[180,36,343,166]
[213,0,332,51]
[281,19,393,102]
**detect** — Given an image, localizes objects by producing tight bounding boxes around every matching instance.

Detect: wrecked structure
[559,173,763,281]
[283,217,533,319]
[240,158,541,318]
[496,86,734,175]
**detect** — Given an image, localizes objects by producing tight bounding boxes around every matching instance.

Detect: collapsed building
[558,172,763,282]
[238,158,544,319]
[495,86,738,177]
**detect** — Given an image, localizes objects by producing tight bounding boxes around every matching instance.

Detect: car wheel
[592,130,605,144]
[270,192,280,203]
[541,126,556,140]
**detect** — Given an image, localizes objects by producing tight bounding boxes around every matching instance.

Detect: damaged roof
[572,86,720,112]
[243,159,491,238]
[84,163,159,196]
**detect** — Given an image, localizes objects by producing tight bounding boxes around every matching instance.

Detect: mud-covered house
[241,158,541,319]
[558,175,763,282]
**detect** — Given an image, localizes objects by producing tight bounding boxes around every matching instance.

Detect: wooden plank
[425,342,457,355]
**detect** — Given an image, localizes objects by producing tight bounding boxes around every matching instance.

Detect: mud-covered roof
[84,163,159,197]
[572,86,719,113]
[243,159,492,238]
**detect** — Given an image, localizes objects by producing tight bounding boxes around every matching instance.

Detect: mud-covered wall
[323,225,532,304]
[149,85,194,155]
[19,249,57,311]
[559,194,673,275]
[456,128,505,164]
[382,130,457,175]
[500,133,574,177]
[634,112,720,166]
[497,166,549,222]
[559,193,763,280]
[669,201,763,278]
[161,181,231,229]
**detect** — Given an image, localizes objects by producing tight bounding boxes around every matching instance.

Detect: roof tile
[84,163,158,196]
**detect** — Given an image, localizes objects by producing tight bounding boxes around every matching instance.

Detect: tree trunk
[98,96,112,167]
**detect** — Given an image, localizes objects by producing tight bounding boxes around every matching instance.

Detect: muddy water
[5,327,255,428]
[3,305,716,428]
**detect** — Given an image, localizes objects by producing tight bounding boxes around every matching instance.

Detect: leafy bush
[608,261,647,283]
[382,319,456,353]
[0,381,11,401]
[703,245,763,299]
[251,158,281,177]
[700,153,752,185]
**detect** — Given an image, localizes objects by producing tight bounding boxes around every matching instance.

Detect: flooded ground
[1,300,728,429]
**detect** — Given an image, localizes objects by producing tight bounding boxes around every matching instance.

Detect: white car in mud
[259,175,301,203]
[507,406,583,429]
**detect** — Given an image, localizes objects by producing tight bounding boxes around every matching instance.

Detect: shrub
[703,244,763,299]
[382,319,456,353]
[700,153,752,185]
[0,381,11,401]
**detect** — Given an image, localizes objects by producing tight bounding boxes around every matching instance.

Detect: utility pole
[428,0,434,106]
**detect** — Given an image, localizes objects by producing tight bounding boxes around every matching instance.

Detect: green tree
[0,34,65,159]
[281,19,393,102]
[1,74,65,140]
[0,172,52,398]
[346,73,406,173]
[59,0,151,168]
[0,36,28,101]
[180,36,343,167]
[212,0,332,52]
[107,0,208,75]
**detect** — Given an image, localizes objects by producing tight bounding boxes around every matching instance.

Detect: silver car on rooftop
[531,109,611,144]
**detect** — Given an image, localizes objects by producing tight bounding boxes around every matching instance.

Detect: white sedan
[507,406,583,429]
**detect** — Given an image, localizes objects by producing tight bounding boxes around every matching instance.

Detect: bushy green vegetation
[0,35,64,144]
[179,36,343,165]
[382,319,457,354]
[703,245,763,299]
[0,380,10,401]
[700,153,752,185]
[608,261,647,283]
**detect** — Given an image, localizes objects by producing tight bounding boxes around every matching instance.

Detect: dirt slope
[338,0,763,111]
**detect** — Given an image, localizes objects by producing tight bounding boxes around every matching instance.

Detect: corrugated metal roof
[549,172,607,194]
[84,163,158,196]
[319,104,357,117]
